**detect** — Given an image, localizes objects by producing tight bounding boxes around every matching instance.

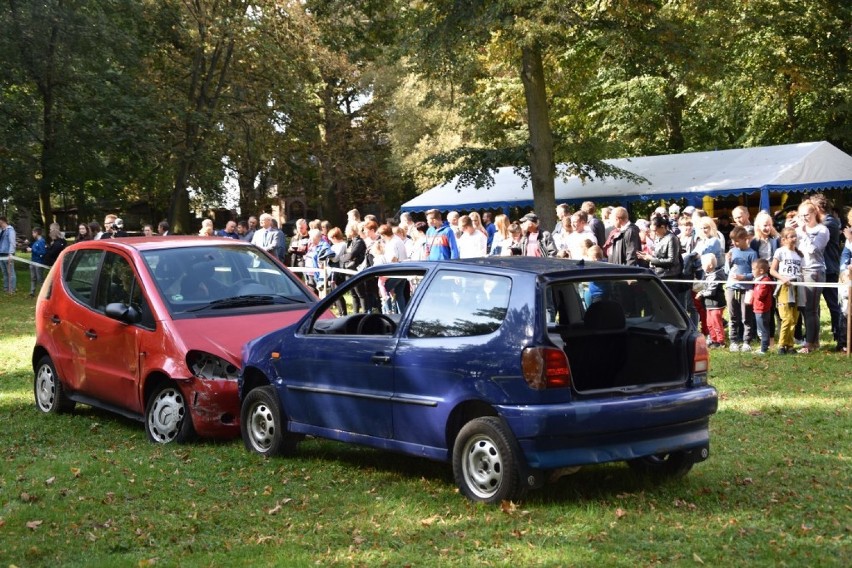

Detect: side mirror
[105,302,142,324]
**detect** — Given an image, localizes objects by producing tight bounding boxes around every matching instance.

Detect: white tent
[400,141,852,213]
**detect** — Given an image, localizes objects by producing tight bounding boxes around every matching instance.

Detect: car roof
[375,256,653,278]
[64,236,252,254]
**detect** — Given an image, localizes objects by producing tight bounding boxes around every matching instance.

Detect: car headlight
[186,351,240,381]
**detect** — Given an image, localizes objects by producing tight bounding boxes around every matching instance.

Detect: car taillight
[693,334,709,384]
[522,347,571,390]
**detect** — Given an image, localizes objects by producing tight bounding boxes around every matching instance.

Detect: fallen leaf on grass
[26,520,43,530]
[615,508,626,519]
[70,467,81,478]
[45,476,56,485]
[500,500,518,514]
[420,514,440,526]
[693,552,704,564]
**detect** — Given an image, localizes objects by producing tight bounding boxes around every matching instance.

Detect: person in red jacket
[751,258,775,355]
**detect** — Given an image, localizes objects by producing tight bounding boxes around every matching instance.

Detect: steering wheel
[356,313,397,335]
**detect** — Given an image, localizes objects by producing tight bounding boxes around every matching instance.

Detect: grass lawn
[0,260,849,566]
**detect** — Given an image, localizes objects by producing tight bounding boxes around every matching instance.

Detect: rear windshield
[546,277,688,331]
[141,245,311,316]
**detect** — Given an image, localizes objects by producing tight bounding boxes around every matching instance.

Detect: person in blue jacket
[425,209,459,261]
[27,227,47,297]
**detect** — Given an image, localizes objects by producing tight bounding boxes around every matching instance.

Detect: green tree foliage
[0,0,848,230]
[0,0,163,226]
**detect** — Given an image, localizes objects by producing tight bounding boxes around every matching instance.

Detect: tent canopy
[400,141,852,213]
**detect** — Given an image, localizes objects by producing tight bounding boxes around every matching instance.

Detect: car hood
[166,309,308,365]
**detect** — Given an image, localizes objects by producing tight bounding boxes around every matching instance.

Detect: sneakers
[740,344,753,353]
[777,346,789,355]
[729,343,740,352]
[754,349,767,356]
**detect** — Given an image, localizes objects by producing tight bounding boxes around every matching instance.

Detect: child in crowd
[583,245,608,306]
[725,226,758,352]
[770,227,805,354]
[836,267,851,353]
[751,258,774,355]
[369,240,394,314]
[696,253,726,348]
[27,227,47,298]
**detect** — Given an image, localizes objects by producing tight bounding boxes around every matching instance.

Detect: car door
[282,269,423,439]
[51,248,105,392]
[392,271,515,451]
[82,251,153,411]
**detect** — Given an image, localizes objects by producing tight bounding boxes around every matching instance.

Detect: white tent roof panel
[400,141,852,213]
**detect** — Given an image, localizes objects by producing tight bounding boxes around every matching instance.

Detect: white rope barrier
[7,254,850,356]
[8,255,51,269]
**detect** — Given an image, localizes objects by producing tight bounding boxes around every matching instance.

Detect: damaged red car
[32,236,316,443]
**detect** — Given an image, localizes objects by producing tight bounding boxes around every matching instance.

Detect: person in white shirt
[378,223,410,313]
[457,215,488,258]
[564,211,597,259]
[250,213,279,253]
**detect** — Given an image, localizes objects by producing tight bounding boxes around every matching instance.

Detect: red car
[33,236,317,443]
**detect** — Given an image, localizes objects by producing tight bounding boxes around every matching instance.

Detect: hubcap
[247,402,276,451]
[462,435,503,499]
[147,388,185,443]
[35,364,56,411]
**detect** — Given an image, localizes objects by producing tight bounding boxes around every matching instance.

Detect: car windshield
[141,245,311,316]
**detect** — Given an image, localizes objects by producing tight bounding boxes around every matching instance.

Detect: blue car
[239,257,717,503]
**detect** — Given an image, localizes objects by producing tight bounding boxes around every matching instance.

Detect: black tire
[452,416,525,504]
[241,385,298,457]
[628,451,695,479]
[34,355,75,414]
[145,383,196,444]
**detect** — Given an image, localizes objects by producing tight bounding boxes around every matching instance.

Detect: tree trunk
[663,80,685,153]
[169,159,192,234]
[520,44,556,232]
[38,90,55,227]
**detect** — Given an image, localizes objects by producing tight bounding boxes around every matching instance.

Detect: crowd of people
[2,197,851,355]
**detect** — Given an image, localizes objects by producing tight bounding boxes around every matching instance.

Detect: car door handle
[51,315,61,324]
[85,329,98,340]
[371,354,391,365]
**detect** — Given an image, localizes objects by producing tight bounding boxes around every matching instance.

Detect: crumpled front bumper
[184,377,241,439]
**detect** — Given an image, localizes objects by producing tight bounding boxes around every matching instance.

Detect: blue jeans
[754,311,772,352]
[29,264,44,295]
[0,257,16,293]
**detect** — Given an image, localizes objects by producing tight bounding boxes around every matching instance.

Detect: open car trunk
[546,276,692,394]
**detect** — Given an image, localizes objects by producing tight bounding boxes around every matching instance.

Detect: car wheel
[453,416,524,504]
[145,384,195,444]
[628,451,694,479]
[241,385,298,457]
[34,355,75,413]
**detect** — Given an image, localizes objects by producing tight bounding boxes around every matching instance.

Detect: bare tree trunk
[520,44,556,232]
[663,80,685,153]
[168,0,244,232]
